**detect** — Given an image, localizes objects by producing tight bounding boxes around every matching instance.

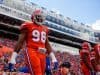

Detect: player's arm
[45,36,57,63]
[10,30,26,64]
[45,36,52,54]
[14,31,26,53]
[82,53,93,70]
[45,36,58,71]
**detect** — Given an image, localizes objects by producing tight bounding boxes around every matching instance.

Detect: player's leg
[25,48,42,75]
[37,52,46,75]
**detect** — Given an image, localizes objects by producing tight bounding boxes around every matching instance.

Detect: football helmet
[82,42,92,50]
[31,9,46,25]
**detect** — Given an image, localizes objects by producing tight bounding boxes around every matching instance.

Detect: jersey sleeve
[20,22,29,32]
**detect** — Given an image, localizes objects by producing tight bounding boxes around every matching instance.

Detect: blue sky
[27,0,100,30]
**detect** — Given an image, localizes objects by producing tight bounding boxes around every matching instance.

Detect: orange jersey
[79,49,93,75]
[94,44,100,64]
[80,49,92,67]
[20,22,49,49]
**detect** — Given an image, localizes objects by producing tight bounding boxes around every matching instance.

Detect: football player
[79,42,94,75]
[10,9,57,75]
[93,44,100,74]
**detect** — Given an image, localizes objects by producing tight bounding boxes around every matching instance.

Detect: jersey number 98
[32,30,46,43]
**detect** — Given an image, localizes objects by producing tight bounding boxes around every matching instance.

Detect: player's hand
[8,63,15,72]
[53,62,58,70]
[9,52,18,64]
[49,52,58,70]
[51,61,58,71]
[49,52,57,63]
